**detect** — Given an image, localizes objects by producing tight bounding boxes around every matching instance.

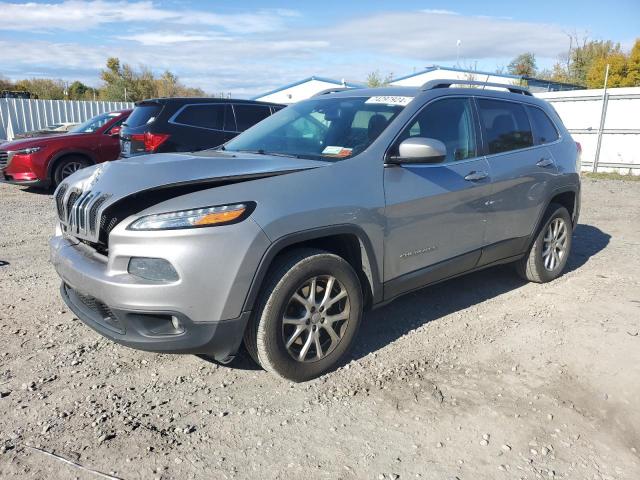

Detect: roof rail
[421,79,532,96]
[312,86,360,97]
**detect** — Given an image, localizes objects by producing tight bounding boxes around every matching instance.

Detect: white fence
[536,87,640,174]
[0,98,133,141]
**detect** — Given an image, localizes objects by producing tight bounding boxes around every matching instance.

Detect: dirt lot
[1,177,639,480]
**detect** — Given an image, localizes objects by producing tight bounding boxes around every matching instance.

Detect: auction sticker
[365,96,413,106]
[322,146,353,157]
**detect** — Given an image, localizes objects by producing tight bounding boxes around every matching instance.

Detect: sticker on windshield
[365,96,413,106]
[322,146,353,158]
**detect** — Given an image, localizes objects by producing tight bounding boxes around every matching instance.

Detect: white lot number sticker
[365,96,413,106]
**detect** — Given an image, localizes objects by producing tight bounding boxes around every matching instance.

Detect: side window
[398,97,478,162]
[234,105,271,131]
[527,106,559,145]
[105,117,126,134]
[477,99,533,154]
[173,104,227,130]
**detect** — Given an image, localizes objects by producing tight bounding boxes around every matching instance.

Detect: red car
[0,109,131,189]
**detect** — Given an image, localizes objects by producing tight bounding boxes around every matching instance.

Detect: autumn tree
[507,53,537,77]
[586,39,640,88]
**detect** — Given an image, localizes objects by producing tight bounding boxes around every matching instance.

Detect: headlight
[12,147,42,155]
[128,203,251,231]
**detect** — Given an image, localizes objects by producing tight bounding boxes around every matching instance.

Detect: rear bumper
[60,282,249,359]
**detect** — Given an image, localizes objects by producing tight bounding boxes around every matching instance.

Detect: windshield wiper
[233,149,325,160]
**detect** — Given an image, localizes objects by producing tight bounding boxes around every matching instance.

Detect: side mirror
[109,125,121,137]
[389,137,446,164]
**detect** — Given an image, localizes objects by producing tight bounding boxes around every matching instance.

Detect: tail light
[575,141,582,171]
[131,132,170,152]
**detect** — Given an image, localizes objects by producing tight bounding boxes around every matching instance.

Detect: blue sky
[1,0,638,96]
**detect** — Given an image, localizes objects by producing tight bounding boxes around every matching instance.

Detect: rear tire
[517,203,572,283]
[53,156,91,186]
[244,248,363,382]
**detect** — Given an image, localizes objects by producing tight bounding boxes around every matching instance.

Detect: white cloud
[117,32,226,45]
[0,1,297,33]
[0,4,578,95]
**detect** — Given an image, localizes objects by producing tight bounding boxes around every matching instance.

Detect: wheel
[244,248,363,382]
[517,203,573,283]
[53,156,91,186]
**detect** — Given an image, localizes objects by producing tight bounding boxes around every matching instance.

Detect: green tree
[366,70,393,88]
[507,52,537,77]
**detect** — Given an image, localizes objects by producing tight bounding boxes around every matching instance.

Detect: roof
[391,65,523,83]
[391,65,584,90]
[326,86,420,98]
[253,76,364,100]
[137,97,283,106]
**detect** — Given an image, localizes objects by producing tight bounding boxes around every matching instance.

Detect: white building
[390,65,581,93]
[254,76,362,104]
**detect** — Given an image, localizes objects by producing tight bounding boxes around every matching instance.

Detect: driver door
[383,96,492,296]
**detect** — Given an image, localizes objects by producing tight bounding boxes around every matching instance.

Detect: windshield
[223,96,411,161]
[124,103,162,128]
[70,112,120,133]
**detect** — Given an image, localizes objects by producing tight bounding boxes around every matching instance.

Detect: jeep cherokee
[50,80,580,381]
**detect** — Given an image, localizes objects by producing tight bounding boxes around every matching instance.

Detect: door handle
[536,157,554,167]
[464,171,488,181]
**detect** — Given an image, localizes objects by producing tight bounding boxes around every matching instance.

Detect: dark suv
[119,98,284,157]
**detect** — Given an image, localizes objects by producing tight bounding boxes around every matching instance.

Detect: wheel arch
[527,185,580,250]
[46,150,97,181]
[242,225,382,314]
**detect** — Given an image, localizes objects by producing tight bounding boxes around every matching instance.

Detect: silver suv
[50,80,580,381]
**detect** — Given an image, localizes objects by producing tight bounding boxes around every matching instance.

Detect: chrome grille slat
[56,182,110,243]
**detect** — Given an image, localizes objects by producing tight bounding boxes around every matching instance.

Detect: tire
[244,248,363,382]
[517,203,573,283]
[53,156,91,186]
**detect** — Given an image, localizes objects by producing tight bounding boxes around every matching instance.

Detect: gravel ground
[0,177,639,480]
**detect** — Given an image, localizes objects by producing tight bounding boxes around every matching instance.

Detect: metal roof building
[390,65,583,92]
[253,76,363,104]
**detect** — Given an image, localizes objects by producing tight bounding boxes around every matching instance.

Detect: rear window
[172,104,234,131]
[126,104,162,128]
[234,105,271,131]
[477,99,533,154]
[527,106,559,145]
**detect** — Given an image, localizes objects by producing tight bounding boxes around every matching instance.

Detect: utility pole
[593,63,610,173]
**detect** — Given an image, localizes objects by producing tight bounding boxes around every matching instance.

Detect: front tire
[244,248,363,382]
[53,156,91,186]
[517,203,573,283]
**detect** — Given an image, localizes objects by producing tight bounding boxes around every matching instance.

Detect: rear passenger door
[476,98,559,255]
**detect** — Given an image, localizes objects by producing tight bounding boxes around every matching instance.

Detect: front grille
[56,185,111,243]
[0,151,8,169]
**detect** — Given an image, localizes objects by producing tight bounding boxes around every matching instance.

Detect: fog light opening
[171,315,184,333]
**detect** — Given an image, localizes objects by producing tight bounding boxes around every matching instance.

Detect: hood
[54,150,329,243]
[0,132,82,150]
[63,150,329,198]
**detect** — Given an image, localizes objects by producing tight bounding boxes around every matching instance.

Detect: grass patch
[583,172,640,182]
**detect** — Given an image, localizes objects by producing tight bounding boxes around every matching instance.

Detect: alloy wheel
[542,217,568,271]
[60,161,84,179]
[281,275,350,362]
